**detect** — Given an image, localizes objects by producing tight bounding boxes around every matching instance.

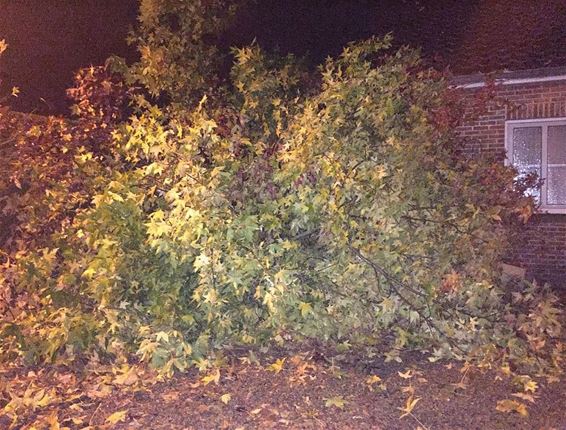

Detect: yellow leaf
[523,380,538,393]
[82,267,96,279]
[33,388,54,408]
[71,417,84,425]
[496,399,528,417]
[201,368,220,385]
[220,393,231,404]
[398,396,420,418]
[108,191,124,202]
[266,358,286,374]
[87,383,113,399]
[106,410,128,424]
[299,301,313,317]
[366,374,387,392]
[366,375,382,385]
[324,396,347,409]
[46,411,61,430]
[500,363,512,376]
[113,367,139,386]
[398,369,413,379]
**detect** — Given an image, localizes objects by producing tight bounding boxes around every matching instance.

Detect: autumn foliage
[0,1,563,382]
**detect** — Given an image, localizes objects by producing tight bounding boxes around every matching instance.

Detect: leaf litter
[0,347,565,429]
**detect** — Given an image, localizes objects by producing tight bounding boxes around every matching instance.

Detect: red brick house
[453,68,566,286]
[367,0,566,287]
[391,0,566,287]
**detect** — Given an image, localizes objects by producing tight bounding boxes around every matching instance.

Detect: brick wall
[457,79,566,287]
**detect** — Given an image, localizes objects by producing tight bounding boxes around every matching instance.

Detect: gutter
[452,66,566,89]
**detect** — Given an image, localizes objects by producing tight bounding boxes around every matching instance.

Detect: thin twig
[409,412,430,430]
[348,245,467,353]
[89,402,102,427]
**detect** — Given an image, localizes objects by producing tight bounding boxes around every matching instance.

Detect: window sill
[538,207,566,215]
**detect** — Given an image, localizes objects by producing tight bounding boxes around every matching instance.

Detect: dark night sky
[2,0,566,114]
[0,0,138,114]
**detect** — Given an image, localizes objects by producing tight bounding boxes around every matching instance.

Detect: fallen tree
[0,3,562,381]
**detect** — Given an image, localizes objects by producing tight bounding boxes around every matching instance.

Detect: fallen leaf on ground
[324,396,347,409]
[511,392,536,403]
[366,375,382,385]
[87,383,113,399]
[46,411,66,430]
[196,404,210,413]
[106,410,128,424]
[161,392,180,402]
[398,396,420,418]
[267,358,286,374]
[523,380,538,393]
[113,367,139,386]
[201,368,221,385]
[70,416,85,425]
[398,370,414,379]
[496,399,528,417]
[365,374,386,392]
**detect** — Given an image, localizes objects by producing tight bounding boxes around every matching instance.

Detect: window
[506,119,566,213]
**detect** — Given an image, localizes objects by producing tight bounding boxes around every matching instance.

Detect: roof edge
[451,66,566,88]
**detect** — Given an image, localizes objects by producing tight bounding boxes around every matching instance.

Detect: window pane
[548,125,566,164]
[512,127,542,201]
[547,166,566,205]
[512,127,542,167]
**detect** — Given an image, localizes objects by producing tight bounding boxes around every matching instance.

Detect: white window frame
[505,117,566,214]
